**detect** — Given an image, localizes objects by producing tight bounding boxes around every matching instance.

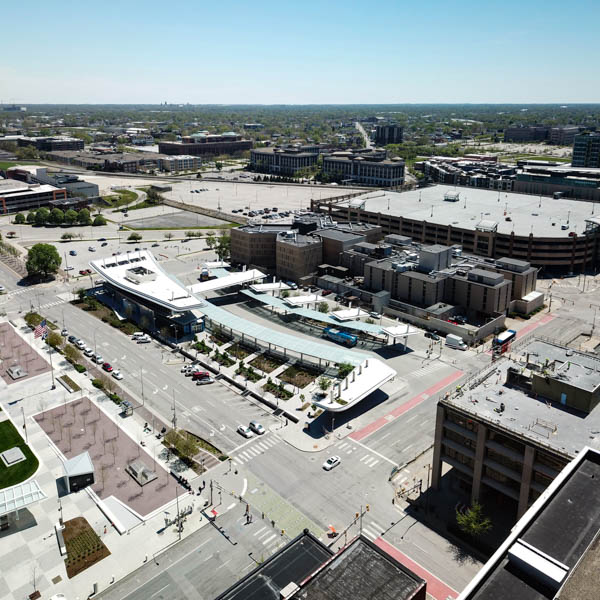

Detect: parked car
[424,331,441,341]
[93,354,104,364]
[112,370,124,380]
[237,425,254,438]
[76,339,85,349]
[102,362,113,372]
[101,242,108,247]
[192,371,210,381]
[369,312,381,319]
[69,250,77,256]
[249,421,265,435]
[321,289,332,296]
[61,328,68,336]
[181,364,198,373]
[323,456,341,471]
[196,377,214,385]
[64,266,74,271]
[68,335,78,344]
[83,347,94,356]
[137,336,151,344]
[88,246,96,252]
[152,243,160,247]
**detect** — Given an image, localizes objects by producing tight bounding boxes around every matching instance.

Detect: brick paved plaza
[0,322,50,385]
[34,397,185,517]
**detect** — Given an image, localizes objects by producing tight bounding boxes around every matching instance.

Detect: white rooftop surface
[341,184,600,237]
[90,250,205,312]
[0,480,47,517]
[522,290,544,302]
[249,282,291,292]
[332,308,370,321]
[313,359,397,412]
[203,261,231,268]
[382,324,419,338]
[0,179,60,195]
[63,451,94,477]
[284,294,320,306]
[187,269,266,294]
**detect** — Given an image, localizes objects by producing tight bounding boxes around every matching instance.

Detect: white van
[132,332,145,340]
[445,334,467,350]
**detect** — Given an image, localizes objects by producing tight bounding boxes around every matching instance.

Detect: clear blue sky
[3,0,599,104]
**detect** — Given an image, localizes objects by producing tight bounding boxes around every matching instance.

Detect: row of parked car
[63,331,123,379]
[180,363,214,385]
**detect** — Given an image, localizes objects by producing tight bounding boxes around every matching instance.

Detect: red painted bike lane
[350,370,464,442]
[516,313,555,339]
[374,537,459,599]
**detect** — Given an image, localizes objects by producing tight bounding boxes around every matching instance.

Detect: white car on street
[196,377,214,385]
[237,425,254,438]
[83,347,93,356]
[112,370,124,380]
[323,456,341,471]
[249,421,265,435]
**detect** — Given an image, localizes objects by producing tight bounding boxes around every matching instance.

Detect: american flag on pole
[34,319,48,339]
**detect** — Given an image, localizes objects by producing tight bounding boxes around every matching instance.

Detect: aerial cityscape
[1,2,600,600]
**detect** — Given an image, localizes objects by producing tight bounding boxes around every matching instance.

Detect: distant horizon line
[2,102,600,107]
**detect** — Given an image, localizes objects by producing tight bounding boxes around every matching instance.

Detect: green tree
[25,243,61,279]
[76,288,87,302]
[61,233,74,241]
[64,209,78,225]
[164,232,174,240]
[46,331,62,348]
[15,145,39,160]
[34,208,50,226]
[128,232,142,242]
[77,208,91,225]
[215,161,223,172]
[63,344,80,363]
[205,233,216,249]
[216,234,231,260]
[456,502,492,537]
[337,362,354,378]
[281,290,290,298]
[318,301,329,313]
[50,208,64,225]
[318,376,332,392]
[26,211,36,224]
[13,213,25,224]
[93,214,107,226]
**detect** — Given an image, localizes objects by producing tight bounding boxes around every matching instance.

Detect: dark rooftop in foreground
[459,447,600,600]
[215,531,332,600]
[216,532,426,600]
[297,537,426,600]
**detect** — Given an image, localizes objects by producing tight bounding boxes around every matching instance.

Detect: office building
[231,217,382,279]
[250,146,319,175]
[548,126,580,145]
[18,136,84,151]
[572,132,600,168]
[504,126,550,143]
[157,155,201,172]
[375,124,404,145]
[432,339,600,521]
[513,164,600,201]
[323,151,405,187]
[0,178,67,214]
[458,446,600,600]
[6,166,99,198]
[312,185,600,273]
[276,232,323,282]
[158,132,252,156]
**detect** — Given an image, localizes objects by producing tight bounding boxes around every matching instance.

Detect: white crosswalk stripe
[262,533,278,546]
[232,435,280,464]
[359,455,381,468]
[412,363,445,378]
[361,526,379,541]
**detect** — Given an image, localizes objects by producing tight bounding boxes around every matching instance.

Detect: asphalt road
[97,505,287,600]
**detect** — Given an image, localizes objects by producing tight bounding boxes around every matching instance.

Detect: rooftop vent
[508,539,568,594]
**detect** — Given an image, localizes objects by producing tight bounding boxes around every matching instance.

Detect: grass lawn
[0,420,39,489]
[104,189,138,210]
[250,353,286,374]
[279,364,320,388]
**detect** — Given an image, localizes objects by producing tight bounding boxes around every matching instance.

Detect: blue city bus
[494,329,517,353]
[323,327,358,348]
